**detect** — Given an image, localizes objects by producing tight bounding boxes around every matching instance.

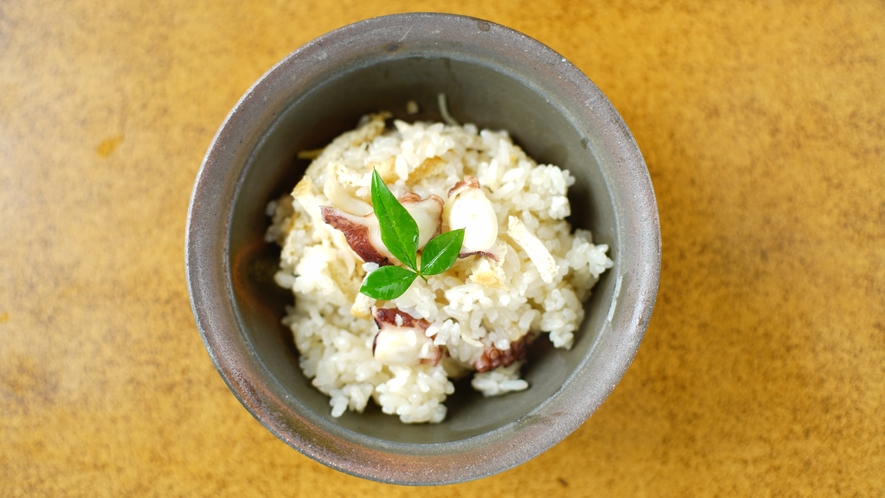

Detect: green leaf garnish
[360,265,418,300]
[360,170,469,301]
[420,229,465,276]
[371,170,418,271]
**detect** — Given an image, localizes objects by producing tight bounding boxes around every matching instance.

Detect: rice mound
[266,113,612,423]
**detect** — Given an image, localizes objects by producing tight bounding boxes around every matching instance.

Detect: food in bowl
[265,112,613,423]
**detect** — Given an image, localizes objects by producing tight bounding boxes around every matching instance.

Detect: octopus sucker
[473,335,532,373]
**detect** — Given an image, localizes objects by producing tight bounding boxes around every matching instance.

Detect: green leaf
[419,229,465,276]
[360,265,418,300]
[370,170,419,271]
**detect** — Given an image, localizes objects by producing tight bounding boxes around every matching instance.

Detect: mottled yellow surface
[2,1,883,496]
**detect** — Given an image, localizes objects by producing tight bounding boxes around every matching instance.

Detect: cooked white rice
[266,113,612,423]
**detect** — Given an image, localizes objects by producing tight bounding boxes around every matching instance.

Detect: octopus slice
[444,176,498,253]
[447,176,482,197]
[472,335,532,373]
[458,232,509,262]
[320,206,392,266]
[458,249,500,262]
[321,193,444,265]
[399,193,444,249]
[371,307,443,367]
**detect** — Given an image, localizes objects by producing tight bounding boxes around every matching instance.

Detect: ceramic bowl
[186,12,660,485]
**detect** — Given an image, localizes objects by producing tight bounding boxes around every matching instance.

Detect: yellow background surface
[2,1,883,495]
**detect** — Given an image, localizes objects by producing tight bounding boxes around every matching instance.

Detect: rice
[266,113,612,423]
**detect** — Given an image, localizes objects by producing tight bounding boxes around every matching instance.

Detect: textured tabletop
[2,1,883,496]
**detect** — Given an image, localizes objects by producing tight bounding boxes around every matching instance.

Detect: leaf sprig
[360,170,464,300]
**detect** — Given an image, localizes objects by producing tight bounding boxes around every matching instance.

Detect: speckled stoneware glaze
[186,12,660,485]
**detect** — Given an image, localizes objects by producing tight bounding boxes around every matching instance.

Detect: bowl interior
[226,53,618,444]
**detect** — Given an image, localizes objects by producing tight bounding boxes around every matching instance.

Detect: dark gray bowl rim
[186,12,660,485]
